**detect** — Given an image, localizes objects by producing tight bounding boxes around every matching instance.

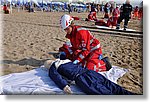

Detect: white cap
[60,14,74,30]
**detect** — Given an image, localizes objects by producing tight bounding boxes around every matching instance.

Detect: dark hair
[70,20,74,26]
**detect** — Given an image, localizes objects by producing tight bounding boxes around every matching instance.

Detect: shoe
[102,57,112,71]
[116,27,120,30]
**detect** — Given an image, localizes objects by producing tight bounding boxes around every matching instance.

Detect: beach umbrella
[36,0,47,7]
[64,2,67,9]
[32,0,40,6]
[51,1,64,6]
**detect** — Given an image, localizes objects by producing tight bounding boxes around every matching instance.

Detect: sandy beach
[1,9,143,94]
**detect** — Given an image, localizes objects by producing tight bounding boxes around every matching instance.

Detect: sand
[1,9,143,94]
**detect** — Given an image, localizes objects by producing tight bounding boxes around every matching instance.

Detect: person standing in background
[104,2,110,19]
[138,7,143,20]
[133,6,139,19]
[68,3,71,14]
[116,0,132,30]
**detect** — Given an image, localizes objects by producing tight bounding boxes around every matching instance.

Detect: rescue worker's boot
[116,24,120,30]
[124,25,127,30]
[102,57,112,71]
[116,27,120,30]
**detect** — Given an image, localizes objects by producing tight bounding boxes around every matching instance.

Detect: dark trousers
[116,14,130,29]
[75,70,135,95]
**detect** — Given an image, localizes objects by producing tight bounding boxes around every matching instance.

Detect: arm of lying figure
[49,63,69,90]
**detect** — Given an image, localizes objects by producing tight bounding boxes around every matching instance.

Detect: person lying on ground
[95,16,118,28]
[95,6,120,28]
[85,11,97,21]
[44,59,137,95]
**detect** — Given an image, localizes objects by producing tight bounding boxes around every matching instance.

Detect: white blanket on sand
[0,66,128,95]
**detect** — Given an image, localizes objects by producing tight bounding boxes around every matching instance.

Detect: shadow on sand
[3,57,48,67]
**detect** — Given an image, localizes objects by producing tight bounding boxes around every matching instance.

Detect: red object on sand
[72,16,80,20]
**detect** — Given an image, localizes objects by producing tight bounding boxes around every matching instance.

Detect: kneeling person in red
[59,14,108,72]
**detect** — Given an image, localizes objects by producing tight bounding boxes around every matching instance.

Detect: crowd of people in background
[1,1,143,25]
[85,0,143,30]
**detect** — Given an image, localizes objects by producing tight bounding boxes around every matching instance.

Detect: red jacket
[134,8,139,13]
[112,8,120,17]
[60,26,101,62]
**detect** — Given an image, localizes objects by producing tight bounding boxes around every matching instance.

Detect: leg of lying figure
[47,59,136,95]
[75,70,136,95]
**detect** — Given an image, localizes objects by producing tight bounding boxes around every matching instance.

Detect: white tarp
[0,65,128,95]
